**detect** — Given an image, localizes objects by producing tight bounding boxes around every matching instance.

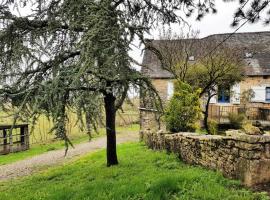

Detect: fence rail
[208,105,270,124]
[0,124,29,155]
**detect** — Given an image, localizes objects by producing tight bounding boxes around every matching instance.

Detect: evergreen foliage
[0,0,268,165]
[165,81,201,133]
[0,0,212,165]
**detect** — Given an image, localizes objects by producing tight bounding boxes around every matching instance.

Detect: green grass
[0,143,268,200]
[0,124,139,166]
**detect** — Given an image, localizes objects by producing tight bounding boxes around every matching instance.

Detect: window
[266,87,270,102]
[218,87,230,103]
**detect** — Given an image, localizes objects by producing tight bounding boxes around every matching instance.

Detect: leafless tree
[149,31,244,134]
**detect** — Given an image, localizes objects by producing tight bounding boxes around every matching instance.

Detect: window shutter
[167,81,174,100]
[209,88,217,104]
[251,86,266,102]
[209,95,217,104]
[231,83,241,104]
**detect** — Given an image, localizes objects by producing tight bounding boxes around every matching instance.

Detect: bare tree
[146,29,200,81]
[150,32,244,134]
[186,40,244,133]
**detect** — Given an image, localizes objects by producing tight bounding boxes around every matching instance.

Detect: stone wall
[143,129,270,186]
[140,79,169,130]
[139,109,160,131]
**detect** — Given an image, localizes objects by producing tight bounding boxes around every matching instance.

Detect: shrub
[228,113,246,129]
[242,121,262,135]
[165,81,201,133]
[208,119,218,135]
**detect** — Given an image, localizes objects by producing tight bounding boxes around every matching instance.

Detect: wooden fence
[0,124,29,155]
[208,105,270,124]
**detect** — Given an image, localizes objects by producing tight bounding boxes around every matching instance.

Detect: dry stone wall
[143,129,270,186]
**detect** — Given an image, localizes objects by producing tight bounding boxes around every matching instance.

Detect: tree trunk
[204,91,212,134]
[104,93,118,166]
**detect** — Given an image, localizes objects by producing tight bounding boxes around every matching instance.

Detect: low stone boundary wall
[142,129,270,186]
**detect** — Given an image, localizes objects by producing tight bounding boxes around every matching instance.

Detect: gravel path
[0,132,139,181]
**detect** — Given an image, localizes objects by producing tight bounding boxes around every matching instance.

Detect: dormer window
[245,52,253,58]
[189,56,195,61]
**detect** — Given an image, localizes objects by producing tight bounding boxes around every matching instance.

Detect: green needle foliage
[0,0,266,165]
[0,0,207,166]
[165,81,201,133]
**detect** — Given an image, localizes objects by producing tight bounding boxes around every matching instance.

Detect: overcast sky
[130,1,270,66]
[13,1,270,68]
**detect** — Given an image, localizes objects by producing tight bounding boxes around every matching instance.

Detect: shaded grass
[0,124,139,166]
[0,143,268,200]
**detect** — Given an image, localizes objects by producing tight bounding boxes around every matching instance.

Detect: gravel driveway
[0,132,139,181]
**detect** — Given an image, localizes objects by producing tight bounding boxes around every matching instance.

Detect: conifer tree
[0,0,268,166]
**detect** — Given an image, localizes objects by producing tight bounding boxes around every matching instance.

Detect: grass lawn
[0,124,139,166]
[0,143,268,200]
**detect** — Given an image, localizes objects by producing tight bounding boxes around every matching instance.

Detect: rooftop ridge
[202,31,270,39]
[147,31,270,42]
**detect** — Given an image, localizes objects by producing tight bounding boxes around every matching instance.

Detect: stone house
[140,31,270,129]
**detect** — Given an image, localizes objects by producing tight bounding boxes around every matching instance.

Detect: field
[0,99,139,144]
[0,124,139,166]
[0,143,268,200]
[0,99,140,165]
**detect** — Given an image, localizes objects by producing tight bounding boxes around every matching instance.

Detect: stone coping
[158,131,270,144]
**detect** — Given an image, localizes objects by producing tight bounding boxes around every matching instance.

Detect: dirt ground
[0,132,139,181]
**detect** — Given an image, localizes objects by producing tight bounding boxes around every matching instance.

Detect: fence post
[20,126,25,146]
[3,129,7,153]
[9,128,13,153]
[25,125,29,150]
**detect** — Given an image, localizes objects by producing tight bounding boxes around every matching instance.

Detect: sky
[11,1,270,65]
[129,1,270,66]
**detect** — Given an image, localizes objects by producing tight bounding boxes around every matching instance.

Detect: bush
[228,113,246,129]
[208,119,218,135]
[242,121,262,135]
[165,81,201,133]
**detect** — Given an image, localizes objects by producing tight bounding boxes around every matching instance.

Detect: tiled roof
[142,31,270,78]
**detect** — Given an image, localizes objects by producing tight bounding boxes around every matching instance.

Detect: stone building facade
[140,31,270,129]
